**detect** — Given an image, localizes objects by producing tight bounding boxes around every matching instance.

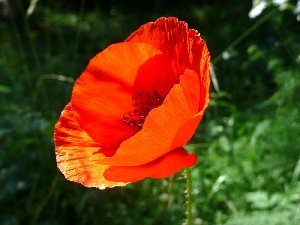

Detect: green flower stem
[167,175,174,209]
[185,167,193,225]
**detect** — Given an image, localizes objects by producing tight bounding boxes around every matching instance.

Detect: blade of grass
[213,8,277,65]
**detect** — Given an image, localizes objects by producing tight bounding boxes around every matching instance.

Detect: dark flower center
[123,90,165,130]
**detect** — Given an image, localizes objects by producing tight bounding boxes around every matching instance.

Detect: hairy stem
[185,167,193,225]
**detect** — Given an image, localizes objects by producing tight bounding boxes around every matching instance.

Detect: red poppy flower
[54,17,210,189]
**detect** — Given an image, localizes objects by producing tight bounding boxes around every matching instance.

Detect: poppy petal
[71,42,175,147]
[54,103,127,189]
[103,147,196,182]
[126,17,209,76]
[101,68,209,166]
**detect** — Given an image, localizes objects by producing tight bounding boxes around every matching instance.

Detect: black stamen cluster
[123,90,165,130]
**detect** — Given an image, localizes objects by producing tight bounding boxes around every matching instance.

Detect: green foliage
[1,0,299,224]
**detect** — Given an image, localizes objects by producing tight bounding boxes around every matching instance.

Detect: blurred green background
[1,0,299,224]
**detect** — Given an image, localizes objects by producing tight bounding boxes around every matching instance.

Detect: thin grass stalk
[70,0,86,76]
[213,8,277,65]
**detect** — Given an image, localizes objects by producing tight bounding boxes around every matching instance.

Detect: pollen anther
[123,90,165,130]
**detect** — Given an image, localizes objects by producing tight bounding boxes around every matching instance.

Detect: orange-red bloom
[54,17,210,189]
